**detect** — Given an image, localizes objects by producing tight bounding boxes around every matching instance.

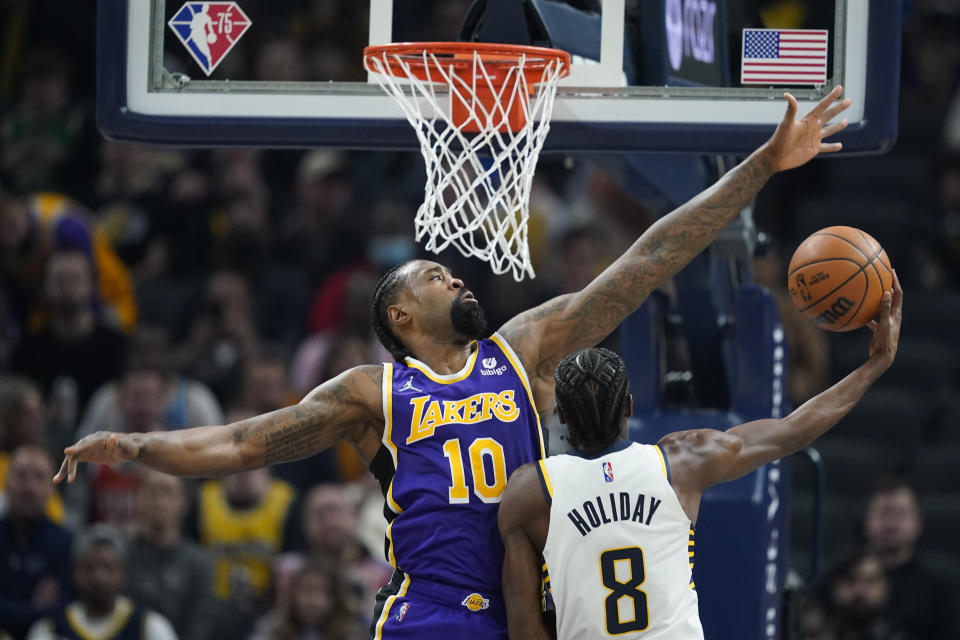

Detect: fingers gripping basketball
[787,226,893,331]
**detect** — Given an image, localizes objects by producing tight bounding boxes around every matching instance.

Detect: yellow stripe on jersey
[489,333,546,458]
[374,573,411,639]
[381,363,403,514]
[403,342,479,383]
[653,445,668,478]
[538,459,554,498]
[386,520,398,568]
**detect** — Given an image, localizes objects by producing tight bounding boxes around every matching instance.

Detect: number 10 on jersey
[442,437,507,503]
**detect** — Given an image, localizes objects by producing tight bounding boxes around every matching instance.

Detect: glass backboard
[98,0,901,153]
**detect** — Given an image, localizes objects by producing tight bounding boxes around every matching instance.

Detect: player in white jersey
[498,271,902,640]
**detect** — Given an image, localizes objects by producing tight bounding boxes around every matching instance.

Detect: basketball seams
[790,227,891,331]
[795,261,868,313]
[837,272,870,329]
[854,229,878,254]
[786,256,862,279]
[855,228,889,295]
[815,231,873,261]
[794,244,884,315]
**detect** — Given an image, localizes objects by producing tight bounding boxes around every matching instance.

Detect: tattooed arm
[54,365,384,482]
[500,87,852,402]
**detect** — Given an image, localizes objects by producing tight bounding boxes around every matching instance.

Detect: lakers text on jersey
[371,333,545,634]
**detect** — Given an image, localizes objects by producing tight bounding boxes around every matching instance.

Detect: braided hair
[554,348,630,455]
[370,260,416,362]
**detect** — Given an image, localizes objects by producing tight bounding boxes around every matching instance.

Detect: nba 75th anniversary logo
[168,3,251,75]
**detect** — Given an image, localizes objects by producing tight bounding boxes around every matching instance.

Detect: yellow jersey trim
[537,459,554,498]
[381,363,403,515]
[653,445,668,479]
[489,332,546,458]
[65,597,133,640]
[403,341,479,383]
[386,520,398,567]
[373,573,411,639]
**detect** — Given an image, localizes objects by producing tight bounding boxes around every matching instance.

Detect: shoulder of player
[499,462,548,529]
[502,462,547,508]
[658,428,742,488]
[301,364,384,417]
[497,295,575,369]
[658,428,740,455]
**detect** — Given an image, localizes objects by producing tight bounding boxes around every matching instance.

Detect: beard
[450,291,488,340]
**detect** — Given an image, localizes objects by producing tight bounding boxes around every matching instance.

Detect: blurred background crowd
[2,1,960,639]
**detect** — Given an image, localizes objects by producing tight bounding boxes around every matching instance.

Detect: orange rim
[363,41,571,85]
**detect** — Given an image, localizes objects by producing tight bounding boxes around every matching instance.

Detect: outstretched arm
[663,272,902,505]
[54,365,383,482]
[500,87,851,393]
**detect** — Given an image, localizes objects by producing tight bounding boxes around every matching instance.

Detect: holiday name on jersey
[406,391,520,444]
[566,491,663,537]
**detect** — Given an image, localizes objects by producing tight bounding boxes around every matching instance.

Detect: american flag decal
[741,29,828,86]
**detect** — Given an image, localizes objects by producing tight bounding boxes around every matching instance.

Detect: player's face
[403,260,488,340]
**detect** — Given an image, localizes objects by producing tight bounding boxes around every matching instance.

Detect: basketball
[787,226,893,331]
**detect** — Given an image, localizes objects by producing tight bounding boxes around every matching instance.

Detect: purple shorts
[370,571,507,639]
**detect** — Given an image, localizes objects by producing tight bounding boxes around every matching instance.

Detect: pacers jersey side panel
[541,443,704,640]
[385,333,544,595]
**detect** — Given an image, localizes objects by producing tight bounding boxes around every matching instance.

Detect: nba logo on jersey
[602,461,614,483]
[395,602,410,622]
[168,3,252,76]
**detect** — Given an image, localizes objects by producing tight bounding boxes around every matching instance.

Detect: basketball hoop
[363,42,570,280]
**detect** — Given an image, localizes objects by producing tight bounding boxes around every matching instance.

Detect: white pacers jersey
[537,441,704,640]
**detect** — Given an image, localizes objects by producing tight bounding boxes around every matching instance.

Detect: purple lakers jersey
[376,333,545,596]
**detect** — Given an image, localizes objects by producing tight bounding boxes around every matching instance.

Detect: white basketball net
[364,48,566,280]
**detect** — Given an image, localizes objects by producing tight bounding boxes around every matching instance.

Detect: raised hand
[866,268,903,368]
[53,431,141,484]
[763,85,852,172]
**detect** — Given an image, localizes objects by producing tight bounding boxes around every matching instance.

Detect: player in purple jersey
[54,87,851,639]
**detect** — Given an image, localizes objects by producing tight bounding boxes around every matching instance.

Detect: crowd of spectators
[1,1,959,639]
